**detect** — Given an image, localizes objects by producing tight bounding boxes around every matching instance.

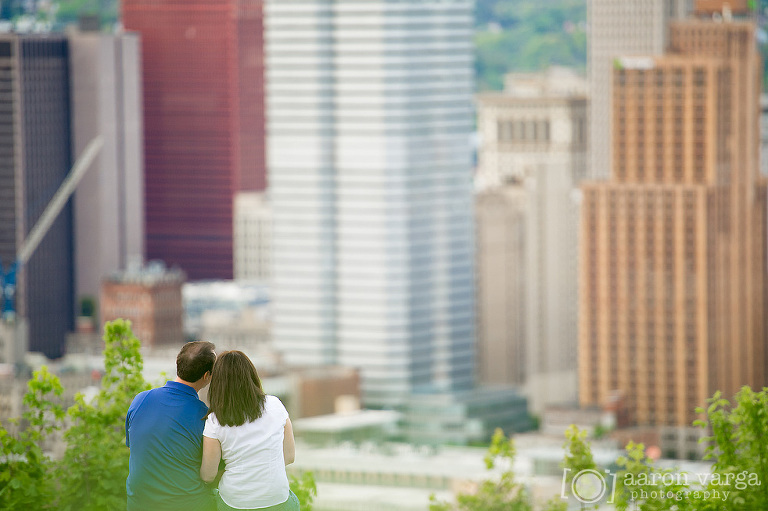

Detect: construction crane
[0,136,103,366]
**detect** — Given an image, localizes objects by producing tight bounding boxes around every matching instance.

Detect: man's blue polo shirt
[125,381,214,511]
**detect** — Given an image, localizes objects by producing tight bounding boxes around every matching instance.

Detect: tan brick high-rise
[579,19,767,427]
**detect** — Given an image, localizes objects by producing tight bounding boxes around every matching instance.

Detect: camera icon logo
[561,468,617,504]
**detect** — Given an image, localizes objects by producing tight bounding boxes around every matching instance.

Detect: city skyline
[3,1,768,509]
[0,0,765,459]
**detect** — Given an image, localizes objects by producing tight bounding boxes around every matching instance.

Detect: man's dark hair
[176,341,216,383]
[208,350,266,427]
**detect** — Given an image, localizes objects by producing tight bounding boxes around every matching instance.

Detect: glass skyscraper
[266,0,475,407]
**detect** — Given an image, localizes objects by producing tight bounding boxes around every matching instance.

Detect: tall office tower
[475,68,587,413]
[123,0,266,280]
[233,192,271,282]
[68,25,145,316]
[475,186,527,387]
[579,18,767,428]
[266,0,476,407]
[588,0,692,180]
[0,35,73,359]
[761,95,768,176]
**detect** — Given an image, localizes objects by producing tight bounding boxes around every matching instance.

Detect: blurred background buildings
[1,0,768,507]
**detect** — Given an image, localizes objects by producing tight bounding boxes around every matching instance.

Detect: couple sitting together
[125,341,300,511]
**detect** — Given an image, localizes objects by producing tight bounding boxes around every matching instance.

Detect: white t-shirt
[203,395,290,509]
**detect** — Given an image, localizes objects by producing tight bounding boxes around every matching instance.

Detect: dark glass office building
[0,35,73,359]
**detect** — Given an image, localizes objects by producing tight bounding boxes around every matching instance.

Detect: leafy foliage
[0,366,64,509]
[289,471,318,511]
[0,320,150,510]
[79,296,96,318]
[613,441,694,511]
[693,387,768,510]
[429,428,532,511]
[560,425,603,510]
[54,319,150,510]
[563,424,596,480]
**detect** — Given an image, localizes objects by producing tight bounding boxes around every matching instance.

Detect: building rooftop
[104,260,185,286]
[294,410,400,433]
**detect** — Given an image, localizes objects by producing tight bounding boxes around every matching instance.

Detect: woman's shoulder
[264,395,289,417]
[205,411,220,426]
[264,394,284,408]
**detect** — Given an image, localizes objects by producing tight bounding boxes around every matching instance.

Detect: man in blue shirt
[126,341,217,511]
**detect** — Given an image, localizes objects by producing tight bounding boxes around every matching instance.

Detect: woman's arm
[200,436,222,483]
[283,418,296,465]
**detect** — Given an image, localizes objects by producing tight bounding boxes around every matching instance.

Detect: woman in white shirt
[200,350,299,510]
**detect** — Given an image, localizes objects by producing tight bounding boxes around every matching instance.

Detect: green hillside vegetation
[53,0,118,27]
[474,0,587,91]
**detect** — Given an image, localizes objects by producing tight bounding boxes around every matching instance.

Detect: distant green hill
[54,0,118,27]
[474,0,587,91]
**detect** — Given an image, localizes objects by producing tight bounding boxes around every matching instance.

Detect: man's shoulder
[128,385,176,414]
[128,388,153,410]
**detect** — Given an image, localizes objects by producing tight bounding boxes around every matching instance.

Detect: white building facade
[69,27,145,310]
[265,0,476,407]
[475,68,587,413]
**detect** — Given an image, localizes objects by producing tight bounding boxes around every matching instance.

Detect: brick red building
[123,0,266,280]
[100,262,186,347]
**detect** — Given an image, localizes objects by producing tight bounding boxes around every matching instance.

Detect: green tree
[0,366,65,509]
[429,428,532,511]
[613,441,694,511]
[693,387,768,510]
[563,424,596,477]
[289,472,318,511]
[54,319,151,510]
[79,296,96,318]
[561,424,600,510]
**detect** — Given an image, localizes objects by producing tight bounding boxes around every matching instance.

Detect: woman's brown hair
[207,350,266,427]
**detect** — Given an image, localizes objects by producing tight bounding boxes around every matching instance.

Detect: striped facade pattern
[265,0,476,406]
